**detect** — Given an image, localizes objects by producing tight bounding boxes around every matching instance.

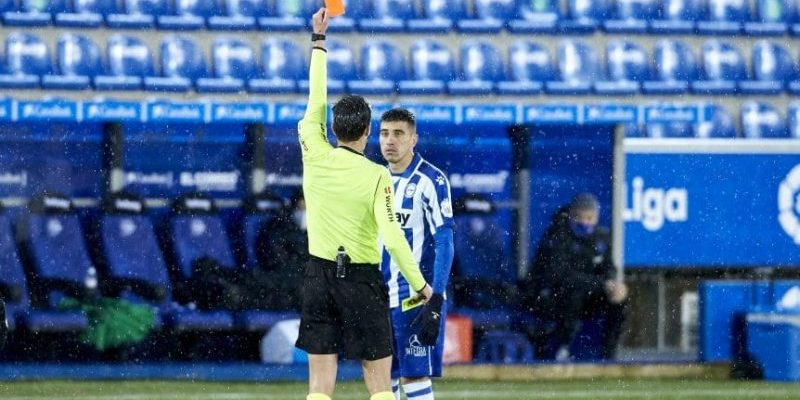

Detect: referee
[295,9,434,400]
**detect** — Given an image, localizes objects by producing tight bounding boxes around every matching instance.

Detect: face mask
[293,210,307,231]
[570,221,595,238]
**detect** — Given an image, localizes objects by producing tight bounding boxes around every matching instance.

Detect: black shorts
[295,256,392,361]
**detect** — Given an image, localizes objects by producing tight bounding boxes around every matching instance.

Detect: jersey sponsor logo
[404,183,417,198]
[441,199,453,218]
[778,164,800,244]
[406,334,428,357]
[395,212,411,227]
[385,188,394,222]
[623,176,688,232]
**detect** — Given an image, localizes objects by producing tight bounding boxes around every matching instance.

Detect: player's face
[571,209,599,227]
[379,121,417,164]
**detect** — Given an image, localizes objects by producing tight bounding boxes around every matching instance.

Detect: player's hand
[604,280,628,304]
[411,293,443,346]
[312,8,330,35]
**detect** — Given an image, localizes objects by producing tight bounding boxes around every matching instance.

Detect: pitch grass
[1,379,800,400]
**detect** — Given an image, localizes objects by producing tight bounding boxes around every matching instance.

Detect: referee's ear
[362,124,372,139]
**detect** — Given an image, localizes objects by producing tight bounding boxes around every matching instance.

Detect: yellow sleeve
[298,48,333,161]
[373,168,427,292]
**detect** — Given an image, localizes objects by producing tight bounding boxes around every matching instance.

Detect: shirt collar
[391,153,422,178]
[338,145,365,157]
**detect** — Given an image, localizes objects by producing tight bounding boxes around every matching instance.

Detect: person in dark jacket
[523,193,628,360]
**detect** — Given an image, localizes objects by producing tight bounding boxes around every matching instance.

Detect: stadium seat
[595,40,650,95]
[447,41,504,95]
[106,0,167,28]
[456,0,515,33]
[97,193,234,332]
[3,0,65,26]
[297,39,353,95]
[196,37,256,93]
[408,0,467,32]
[258,0,313,31]
[496,41,551,95]
[156,0,217,29]
[696,104,737,138]
[248,38,304,93]
[741,101,788,138]
[0,33,51,89]
[646,121,696,138]
[624,123,645,137]
[643,40,697,94]
[546,39,601,95]
[477,330,534,363]
[739,41,797,95]
[507,0,560,33]
[744,0,793,35]
[54,0,115,27]
[357,0,414,33]
[691,40,747,95]
[560,0,610,33]
[42,34,103,90]
[94,35,154,90]
[602,0,657,32]
[399,39,454,95]
[788,102,800,138]
[144,35,207,92]
[348,40,405,95]
[650,0,703,33]
[696,0,749,35]
[207,0,265,30]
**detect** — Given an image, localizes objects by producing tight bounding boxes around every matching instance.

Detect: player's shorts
[295,256,393,361]
[390,301,447,379]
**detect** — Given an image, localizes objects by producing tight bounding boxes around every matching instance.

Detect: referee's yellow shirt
[298,47,427,292]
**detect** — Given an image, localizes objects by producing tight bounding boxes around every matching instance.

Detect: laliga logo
[623,177,688,232]
[778,165,800,244]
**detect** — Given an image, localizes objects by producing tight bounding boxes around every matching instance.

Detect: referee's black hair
[332,95,372,142]
[380,108,416,131]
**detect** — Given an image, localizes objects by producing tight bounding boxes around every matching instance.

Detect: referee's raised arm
[298,8,332,163]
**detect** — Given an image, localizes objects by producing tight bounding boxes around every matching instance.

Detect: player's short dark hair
[380,108,416,131]
[332,95,371,142]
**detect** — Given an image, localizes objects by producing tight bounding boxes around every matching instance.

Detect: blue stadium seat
[358,0,414,33]
[643,40,697,94]
[696,0,749,35]
[55,0,115,27]
[508,0,560,33]
[348,40,405,95]
[646,121,696,137]
[696,104,737,138]
[144,35,207,92]
[602,0,658,33]
[691,40,747,95]
[258,0,313,31]
[3,0,65,26]
[560,0,610,33]
[106,0,167,28]
[546,39,601,95]
[297,39,353,95]
[595,40,650,95]
[42,34,103,90]
[98,194,234,332]
[741,101,787,138]
[789,102,800,138]
[1,209,88,333]
[739,41,796,95]
[238,194,284,269]
[157,0,217,30]
[624,123,644,137]
[196,37,256,93]
[448,41,504,95]
[398,39,454,95]
[744,0,793,35]
[323,0,368,32]
[650,0,703,33]
[0,33,51,89]
[408,0,467,32]
[94,35,154,90]
[207,0,266,30]
[456,0,515,33]
[249,38,304,93]
[497,41,551,95]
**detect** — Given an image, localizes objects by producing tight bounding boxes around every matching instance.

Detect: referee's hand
[312,8,330,34]
[411,293,444,346]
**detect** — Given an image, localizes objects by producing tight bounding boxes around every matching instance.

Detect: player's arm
[374,169,429,294]
[297,8,332,161]
[422,175,455,296]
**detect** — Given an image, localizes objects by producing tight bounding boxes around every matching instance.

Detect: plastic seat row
[0,0,799,35]
[4,32,800,96]
[0,192,295,334]
[626,101,800,138]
